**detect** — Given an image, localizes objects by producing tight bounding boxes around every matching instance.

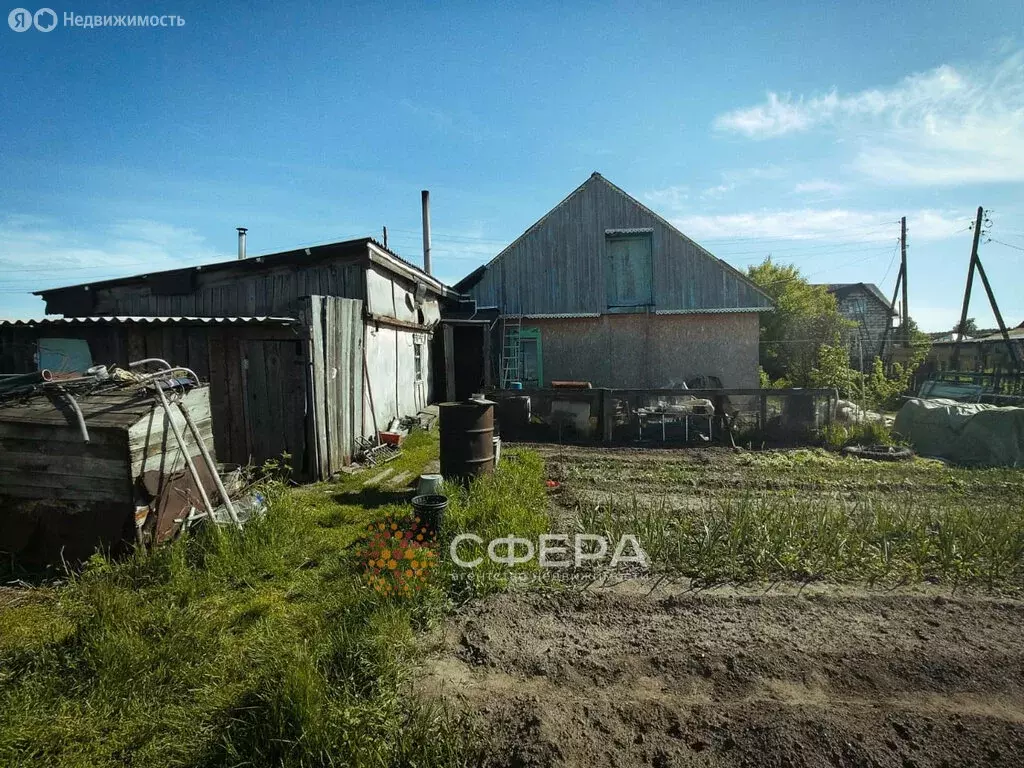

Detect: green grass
[571,449,1024,589]
[0,431,547,767]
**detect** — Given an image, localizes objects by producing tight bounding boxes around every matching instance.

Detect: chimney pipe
[382,225,388,249]
[421,190,431,275]
[236,227,247,260]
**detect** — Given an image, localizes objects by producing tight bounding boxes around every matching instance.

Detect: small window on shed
[606,231,653,308]
[414,342,423,382]
[37,338,93,374]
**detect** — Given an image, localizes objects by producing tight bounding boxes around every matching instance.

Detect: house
[925,322,1024,373]
[3,237,456,479]
[817,283,896,368]
[454,173,774,389]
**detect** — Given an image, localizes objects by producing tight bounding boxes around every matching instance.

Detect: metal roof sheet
[654,307,770,315]
[33,237,453,298]
[0,316,299,328]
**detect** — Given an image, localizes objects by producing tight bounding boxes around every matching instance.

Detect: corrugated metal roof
[605,227,654,236]
[522,312,601,319]
[34,237,453,298]
[0,316,299,328]
[654,307,770,315]
[820,282,891,309]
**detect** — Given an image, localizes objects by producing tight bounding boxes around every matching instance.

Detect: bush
[821,420,895,450]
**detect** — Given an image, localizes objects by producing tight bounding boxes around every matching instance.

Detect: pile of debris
[0,359,258,565]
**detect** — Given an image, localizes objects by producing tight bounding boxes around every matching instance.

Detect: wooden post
[952,207,984,371]
[601,389,615,443]
[973,255,1022,373]
[443,323,456,401]
[900,216,909,347]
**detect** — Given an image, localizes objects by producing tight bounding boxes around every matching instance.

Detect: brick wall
[524,312,760,389]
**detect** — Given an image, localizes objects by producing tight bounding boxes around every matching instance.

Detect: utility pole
[900,216,909,347]
[877,218,908,360]
[951,207,984,371]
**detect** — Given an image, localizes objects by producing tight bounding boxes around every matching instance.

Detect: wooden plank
[323,298,339,475]
[0,435,126,460]
[349,300,364,458]
[127,329,146,363]
[0,479,129,503]
[262,340,286,465]
[443,323,456,402]
[305,296,328,479]
[206,331,232,463]
[187,330,210,380]
[0,465,129,489]
[1,452,128,480]
[243,340,267,464]
[337,298,350,470]
[144,328,164,361]
[223,334,248,466]
[277,339,305,474]
[0,422,124,446]
[363,468,393,486]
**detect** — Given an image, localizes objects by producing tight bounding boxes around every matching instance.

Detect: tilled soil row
[421,588,1024,767]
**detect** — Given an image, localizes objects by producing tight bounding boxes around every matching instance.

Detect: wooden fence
[0,299,367,481]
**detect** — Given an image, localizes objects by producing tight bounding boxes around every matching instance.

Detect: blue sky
[1,0,1022,331]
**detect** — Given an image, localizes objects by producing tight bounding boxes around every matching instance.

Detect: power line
[989,238,1024,253]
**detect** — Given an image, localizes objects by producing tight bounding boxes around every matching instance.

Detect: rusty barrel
[439,400,495,482]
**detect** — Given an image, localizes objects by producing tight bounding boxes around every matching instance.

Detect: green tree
[747,259,852,386]
[954,317,978,337]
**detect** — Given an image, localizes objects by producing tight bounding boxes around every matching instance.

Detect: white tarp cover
[894,398,1024,467]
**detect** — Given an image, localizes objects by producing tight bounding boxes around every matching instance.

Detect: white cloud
[713,53,1024,185]
[713,91,820,138]
[0,217,222,294]
[672,208,964,243]
[701,183,735,199]
[793,180,844,195]
[643,185,689,209]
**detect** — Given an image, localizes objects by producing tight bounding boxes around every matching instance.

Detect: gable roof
[821,282,892,309]
[35,237,454,301]
[456,172,773,307]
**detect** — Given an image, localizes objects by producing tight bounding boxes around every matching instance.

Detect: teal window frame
[605,231,654,309]
[519,327,543,387]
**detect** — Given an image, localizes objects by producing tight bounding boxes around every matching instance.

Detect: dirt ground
[423,585,1024,768]
[420,445,1024,767]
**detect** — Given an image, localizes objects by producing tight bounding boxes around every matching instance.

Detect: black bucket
[412,494,448,533]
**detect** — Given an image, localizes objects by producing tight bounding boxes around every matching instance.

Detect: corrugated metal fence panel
[466,175,772,315]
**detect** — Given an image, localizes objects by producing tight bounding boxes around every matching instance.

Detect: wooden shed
[0,383,217,563]
[6,237,458,480]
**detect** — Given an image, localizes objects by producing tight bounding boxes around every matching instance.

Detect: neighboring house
[926,322,1024,373]
[818,283,895,368]
[4,237,454,478]
[454,173,774,389]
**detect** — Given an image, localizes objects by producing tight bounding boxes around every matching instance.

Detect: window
[414,342,423,382]
[606,232,653,308]
[849,297,868,316]
[519,327,542,387]
[38,338,92,374]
